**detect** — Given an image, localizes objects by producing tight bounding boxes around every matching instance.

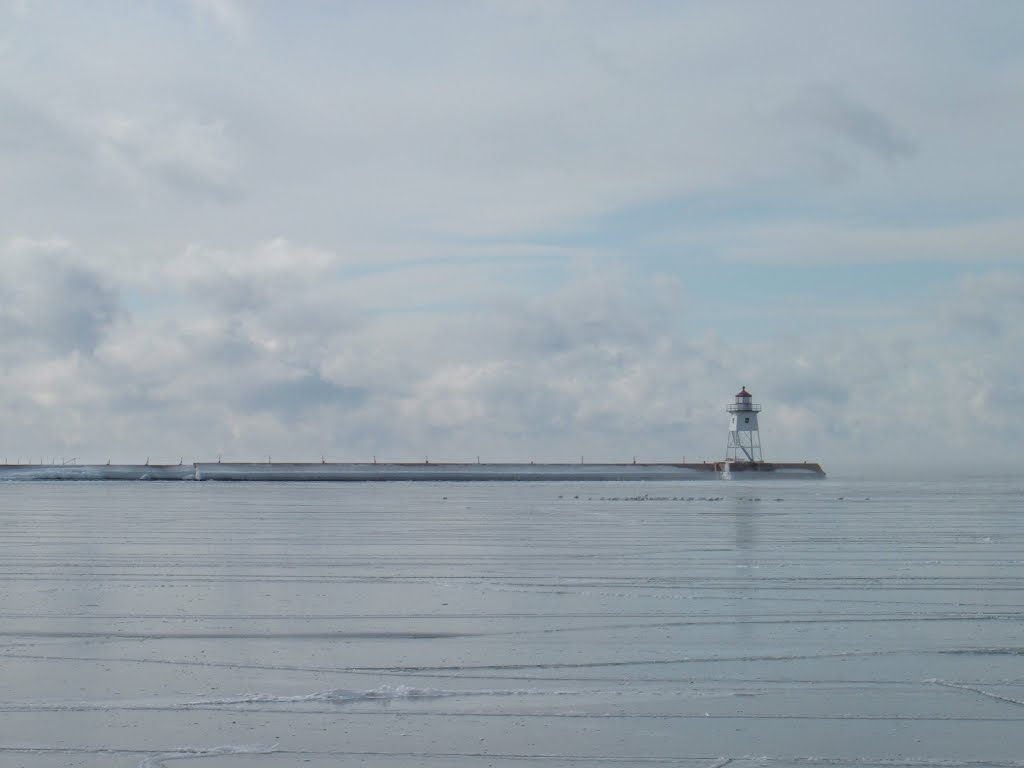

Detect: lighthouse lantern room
[726,386,763,462]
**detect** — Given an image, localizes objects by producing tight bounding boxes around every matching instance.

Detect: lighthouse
[726,386,763,463]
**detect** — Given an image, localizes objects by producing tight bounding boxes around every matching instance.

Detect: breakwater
[0,461,825,481]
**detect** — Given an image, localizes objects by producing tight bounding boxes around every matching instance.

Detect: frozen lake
[1,477,1022,767]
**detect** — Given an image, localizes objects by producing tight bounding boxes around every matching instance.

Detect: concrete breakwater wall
[0,461,825,481]
[194,462,720,481]
[718,461,826,477]
[0,464,195,481]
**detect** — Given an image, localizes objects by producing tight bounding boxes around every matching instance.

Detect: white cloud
[162,239,336,297]
[186,0,246,37]
[8,0,33,18]
[92,112,239,201]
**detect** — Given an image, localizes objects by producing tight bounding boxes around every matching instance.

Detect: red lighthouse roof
[736,387,751,398]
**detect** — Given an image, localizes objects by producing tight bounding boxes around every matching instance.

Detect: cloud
[186,0,246,37]
[92,112,240,202]
[242,371,368,419]
[160,239,338,311]
[0,90,70,153]
[0,239,119,357]
[943,271,1024,340]
[792,85,916,162]
[7,0,33,18]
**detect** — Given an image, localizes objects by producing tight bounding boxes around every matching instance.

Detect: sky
[1,1,1022,475]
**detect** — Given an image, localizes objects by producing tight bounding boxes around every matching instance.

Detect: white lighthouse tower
[726,386,763,463]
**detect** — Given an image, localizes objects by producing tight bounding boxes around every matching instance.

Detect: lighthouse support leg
[727,431,763,463]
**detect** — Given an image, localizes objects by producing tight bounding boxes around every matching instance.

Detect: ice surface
[0,478,1022,766]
